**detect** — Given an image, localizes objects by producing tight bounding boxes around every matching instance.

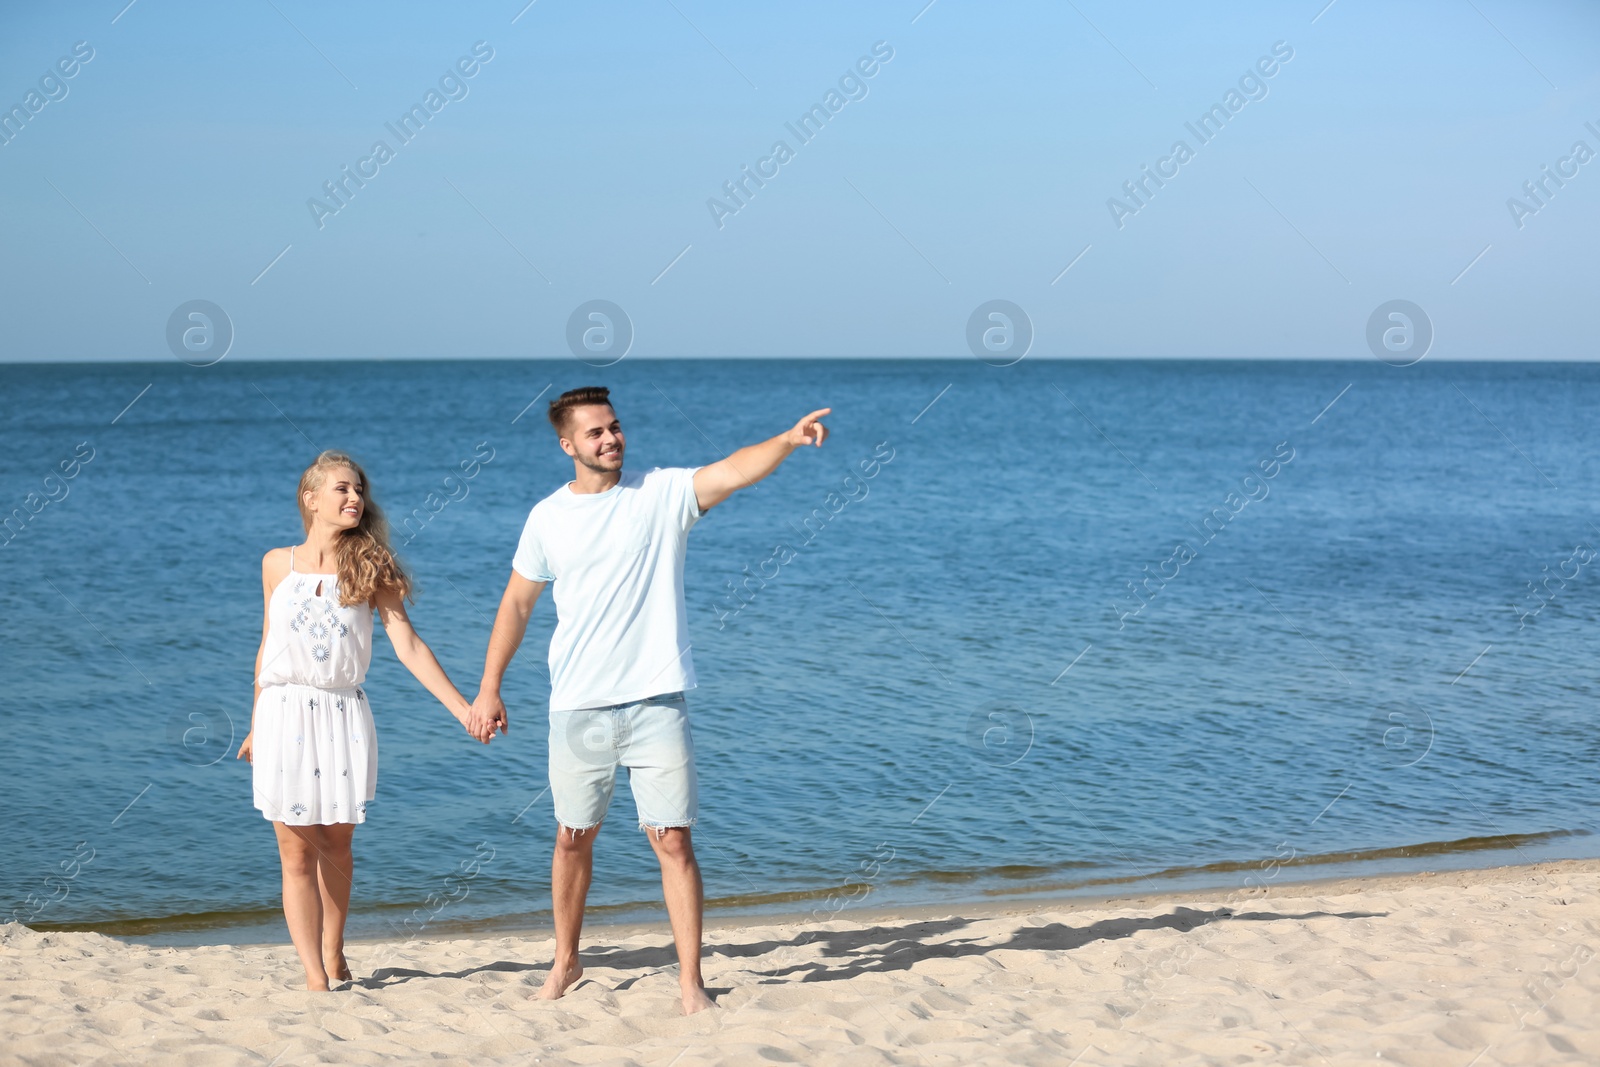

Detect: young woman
[238,450,484,991]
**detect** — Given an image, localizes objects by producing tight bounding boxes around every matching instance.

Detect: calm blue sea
[2,359,1598,945]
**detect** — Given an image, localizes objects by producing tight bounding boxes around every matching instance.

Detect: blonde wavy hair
[295,450,412,606]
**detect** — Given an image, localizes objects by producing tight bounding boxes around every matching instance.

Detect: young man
[467,385,830,1015]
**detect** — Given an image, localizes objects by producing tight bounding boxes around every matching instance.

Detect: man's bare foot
[534,962,584,1000]
[324,951,352,983]
[681,983,715,1015]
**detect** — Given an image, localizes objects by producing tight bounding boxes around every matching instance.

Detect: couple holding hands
[239,386,830,1014]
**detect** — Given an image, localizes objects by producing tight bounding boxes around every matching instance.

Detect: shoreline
[24,829,1600,948]
[485,854,1600,949]
[52,828,1596,947]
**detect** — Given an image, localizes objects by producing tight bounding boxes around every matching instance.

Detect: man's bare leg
[645,825,715,1014]
[536,821,599,1000]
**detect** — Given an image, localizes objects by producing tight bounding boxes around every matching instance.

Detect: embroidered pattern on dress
[288,580,352,667]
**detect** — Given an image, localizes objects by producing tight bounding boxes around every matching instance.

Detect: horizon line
[5,355,1599,367]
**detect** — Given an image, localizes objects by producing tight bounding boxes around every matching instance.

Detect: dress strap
[288,546,296,573]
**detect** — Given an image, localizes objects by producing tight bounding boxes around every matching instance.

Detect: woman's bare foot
[323,951,353,984]
[304,972,331,992]
[533,962,584,1000]
[681,983,715,1015]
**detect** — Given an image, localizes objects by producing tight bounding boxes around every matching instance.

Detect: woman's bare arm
[374,588,481,742]
[239,548,290,763]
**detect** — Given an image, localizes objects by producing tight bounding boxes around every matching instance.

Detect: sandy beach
[3,858,1596,1066]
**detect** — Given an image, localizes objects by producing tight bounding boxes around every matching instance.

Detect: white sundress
[252,547,378,826]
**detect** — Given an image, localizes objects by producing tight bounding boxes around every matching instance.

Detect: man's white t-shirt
[512,466,703,712]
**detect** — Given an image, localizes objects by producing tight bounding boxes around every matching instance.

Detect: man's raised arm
[693,407,830,513]
[468,571,546,739]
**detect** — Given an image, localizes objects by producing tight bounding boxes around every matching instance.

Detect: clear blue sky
[1,0,1596,360]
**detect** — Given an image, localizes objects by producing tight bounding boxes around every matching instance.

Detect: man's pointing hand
[787,408,830,448]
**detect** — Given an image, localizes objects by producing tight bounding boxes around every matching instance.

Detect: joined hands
[461,691,509,744]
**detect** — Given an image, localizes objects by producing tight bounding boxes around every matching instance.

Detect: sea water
[2,358,1596,944]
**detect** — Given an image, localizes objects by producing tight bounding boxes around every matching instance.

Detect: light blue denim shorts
[547,691,697,835]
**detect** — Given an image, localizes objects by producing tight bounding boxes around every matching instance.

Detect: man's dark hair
[548,386,615,438]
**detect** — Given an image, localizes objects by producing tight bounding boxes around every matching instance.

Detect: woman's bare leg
[316,824,356,982]
[273,822,330,991]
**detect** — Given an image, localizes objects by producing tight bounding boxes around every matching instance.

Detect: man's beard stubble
[576,446,623,475]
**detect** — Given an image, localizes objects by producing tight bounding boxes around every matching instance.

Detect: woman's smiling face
[307,466,365,529]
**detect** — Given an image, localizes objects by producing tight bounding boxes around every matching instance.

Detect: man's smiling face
[562,403,625,474]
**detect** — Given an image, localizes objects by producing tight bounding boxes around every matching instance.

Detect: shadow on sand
[355,904,1384,989]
